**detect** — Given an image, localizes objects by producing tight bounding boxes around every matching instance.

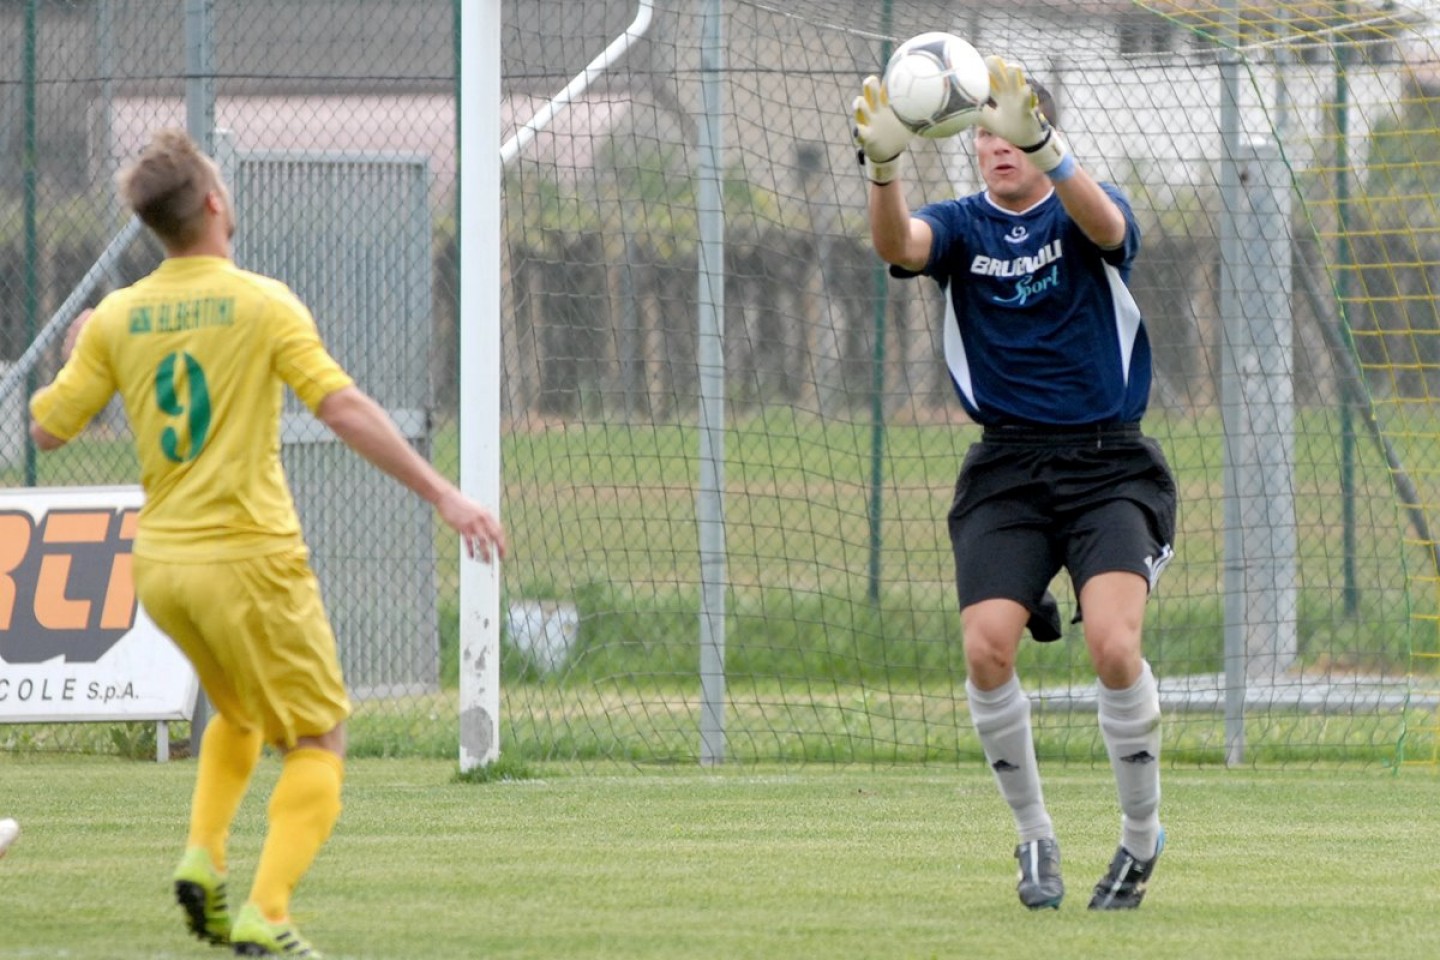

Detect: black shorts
[946,424,1177,642]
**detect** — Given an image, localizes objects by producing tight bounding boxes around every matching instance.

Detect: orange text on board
[0,508,140,664]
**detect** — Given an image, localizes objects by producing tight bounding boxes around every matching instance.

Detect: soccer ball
[883,32,990,139]
[0,818,18,859]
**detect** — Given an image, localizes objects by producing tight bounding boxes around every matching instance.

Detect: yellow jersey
[30,256,353,561]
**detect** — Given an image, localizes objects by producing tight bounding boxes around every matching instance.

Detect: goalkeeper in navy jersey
[853,56,1175,911]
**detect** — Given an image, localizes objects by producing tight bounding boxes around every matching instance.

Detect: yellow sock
[249,747,344,921]
[186,715,263,872]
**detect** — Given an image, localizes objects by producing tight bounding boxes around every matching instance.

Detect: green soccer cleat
[173,847,231,946]
[230,903,324,958]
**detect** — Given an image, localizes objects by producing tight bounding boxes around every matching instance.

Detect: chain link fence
[3,1,1439,767]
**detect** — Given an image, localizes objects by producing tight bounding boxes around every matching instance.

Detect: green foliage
[505,135,793,259]
[452,753,540,783]
[1363,106,1440,207]
[106,722,156,761]
[345,713,456,760]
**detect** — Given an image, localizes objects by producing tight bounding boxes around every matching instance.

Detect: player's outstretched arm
[980,56,1125,249]
[852,74,912,186]
[980,55,1069,174]
[852,75,932,271]
[316,386,507,563]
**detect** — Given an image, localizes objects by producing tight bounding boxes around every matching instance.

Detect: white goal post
[458,0,657,771]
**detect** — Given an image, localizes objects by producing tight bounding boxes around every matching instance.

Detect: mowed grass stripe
[1,757,1438,959]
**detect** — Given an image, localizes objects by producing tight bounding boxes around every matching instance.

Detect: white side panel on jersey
[1107,261,1144,387]
[942,297,980,411]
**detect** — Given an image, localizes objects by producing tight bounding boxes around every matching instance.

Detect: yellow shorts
[134,546,352,748]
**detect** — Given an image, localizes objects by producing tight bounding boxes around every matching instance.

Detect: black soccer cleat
[1088,829,1165,910]
[1014,837,1064,910]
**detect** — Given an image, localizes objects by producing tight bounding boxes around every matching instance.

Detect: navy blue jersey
[906,185,1148,426]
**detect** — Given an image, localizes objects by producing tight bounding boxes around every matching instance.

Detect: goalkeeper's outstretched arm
[980,56,1125,249]
[1048,162,1126,250]
[852,75,933,272]
[867,175,933,272]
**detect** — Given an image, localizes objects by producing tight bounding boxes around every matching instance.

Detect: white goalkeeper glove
[979,56,1073,180]
[852,74,914,186]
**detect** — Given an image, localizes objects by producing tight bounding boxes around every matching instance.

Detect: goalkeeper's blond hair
[116,128,222,250]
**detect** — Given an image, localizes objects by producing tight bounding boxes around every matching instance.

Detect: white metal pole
[185,0,215,753]
[696,0,727,766]
[1217,0,1245,766]
[501,0,653,166]
[458,0,504,772]
[184,0,214,152]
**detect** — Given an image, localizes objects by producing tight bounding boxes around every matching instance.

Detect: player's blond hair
[116,128,219,249]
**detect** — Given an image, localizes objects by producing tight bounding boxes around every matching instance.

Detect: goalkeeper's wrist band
[866,153,904,186]
[1045,153,1077,183]
[1020,128,1055,157]
[1020,128,1071,179]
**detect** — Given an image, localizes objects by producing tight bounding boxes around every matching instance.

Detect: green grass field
[2,757,1438,959]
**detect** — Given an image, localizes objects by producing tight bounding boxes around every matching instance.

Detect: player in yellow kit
[28,128,505,958]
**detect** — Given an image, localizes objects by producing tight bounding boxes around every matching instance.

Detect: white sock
[967,674,1053,843]
[1098,660,1162,859]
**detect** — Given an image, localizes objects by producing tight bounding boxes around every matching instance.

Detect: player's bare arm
[28,418,65,452]
[1052,168,1127,250]
[853,74,934,272]
[869,185,934,272]
[316,385,507,563]
[28,308,98,452]
[62,307,94,362]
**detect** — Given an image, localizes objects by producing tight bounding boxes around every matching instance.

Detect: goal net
[496,0,1440,767]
